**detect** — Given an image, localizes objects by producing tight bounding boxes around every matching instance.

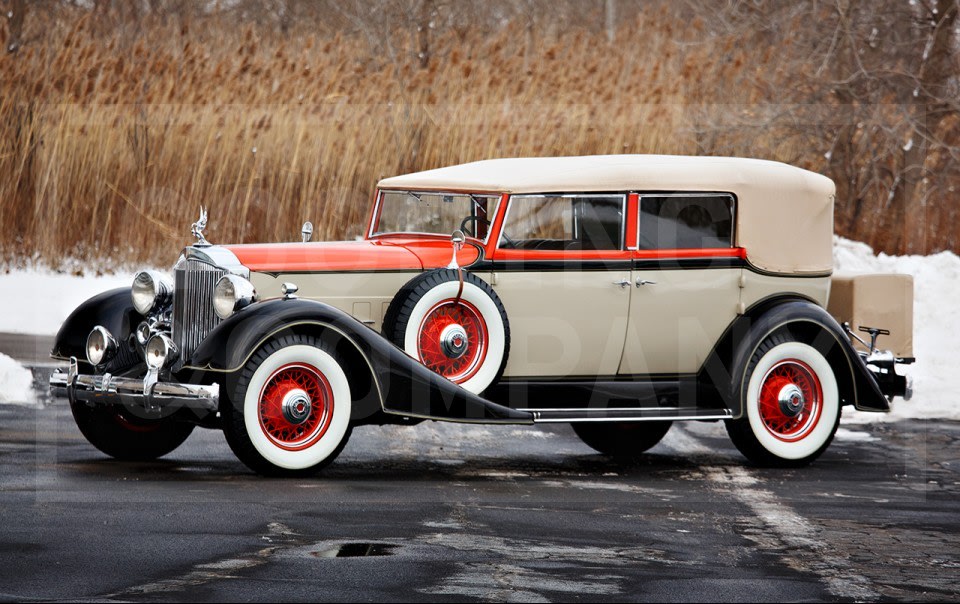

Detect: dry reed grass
[0,7,891,268]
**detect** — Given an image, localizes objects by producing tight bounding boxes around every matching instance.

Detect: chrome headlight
[214,275,257,319]
[145,334,177,369]
[135,321,152,346]
[85,326,117,366]
[131,270,173,315]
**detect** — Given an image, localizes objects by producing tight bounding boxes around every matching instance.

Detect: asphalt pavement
[0,360,957,602]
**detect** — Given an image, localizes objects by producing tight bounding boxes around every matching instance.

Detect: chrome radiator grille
[172,258,225,363]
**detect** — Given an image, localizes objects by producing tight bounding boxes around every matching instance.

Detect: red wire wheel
[757,359,823,442]
[416,299,489,383]
[112,409,164,434]
[258,363,334,451]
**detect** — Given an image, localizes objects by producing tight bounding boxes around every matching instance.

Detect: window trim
[496,193,628,252]
[635,192,737,251]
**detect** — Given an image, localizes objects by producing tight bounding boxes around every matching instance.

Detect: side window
[500,195,624,251]
[638,194,734,250]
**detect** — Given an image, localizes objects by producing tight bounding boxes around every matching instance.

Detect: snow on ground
[0,269,133,335]
[0,239,956,419]
[0,353,35,406]
[833,237,959,422]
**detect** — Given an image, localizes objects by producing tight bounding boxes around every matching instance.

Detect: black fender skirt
[183,298,533,425]
[699,298,890,417]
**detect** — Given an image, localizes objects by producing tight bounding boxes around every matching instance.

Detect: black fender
[698,297,889,418]
[51,287,143,373]
[181,298,533,425]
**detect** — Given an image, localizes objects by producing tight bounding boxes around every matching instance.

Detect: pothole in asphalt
[311,543,397,558]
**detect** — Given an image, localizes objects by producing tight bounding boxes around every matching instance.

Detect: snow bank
[0,269,132,336]
[0,353,35,406]
[834,237,959,422]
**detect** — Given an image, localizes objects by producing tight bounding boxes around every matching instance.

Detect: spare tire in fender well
[381,268,510,395]
[697,296,889,418]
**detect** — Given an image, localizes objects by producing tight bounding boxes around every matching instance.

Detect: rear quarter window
[639,194,734,250]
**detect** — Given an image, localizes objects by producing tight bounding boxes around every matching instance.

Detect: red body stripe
[625,193,639,250]
[632,247,746,260]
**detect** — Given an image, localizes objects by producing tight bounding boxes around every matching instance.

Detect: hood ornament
[191,207,210,246]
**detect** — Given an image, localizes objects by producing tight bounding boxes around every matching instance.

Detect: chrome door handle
[613,279,631,289]
[635,279,657,287]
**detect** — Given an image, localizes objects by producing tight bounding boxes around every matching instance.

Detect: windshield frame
[367,189,503,242]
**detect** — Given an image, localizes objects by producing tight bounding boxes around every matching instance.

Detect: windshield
[373,191,500,241]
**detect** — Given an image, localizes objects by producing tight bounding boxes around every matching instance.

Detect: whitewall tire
[727,335,841,467]
[223,335,352,476]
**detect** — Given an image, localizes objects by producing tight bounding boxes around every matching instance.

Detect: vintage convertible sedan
[50,155,914,475]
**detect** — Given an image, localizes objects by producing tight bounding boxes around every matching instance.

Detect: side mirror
[447,230,466,269]
[301,221,314,243]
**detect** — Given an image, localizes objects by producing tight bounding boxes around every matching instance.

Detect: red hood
[224,238,481,273]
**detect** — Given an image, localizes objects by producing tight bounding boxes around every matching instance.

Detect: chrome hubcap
[777,383,805,418]
[439,324,469,359]
[281,388,312,425]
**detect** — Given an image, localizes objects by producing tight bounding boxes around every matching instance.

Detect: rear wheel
[70,402,194,461]
[222,334,352,477]
[572,421,673,458]
[726,334,840,467]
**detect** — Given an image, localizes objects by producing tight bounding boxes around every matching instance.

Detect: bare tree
[605,0,615,44]
[5,0,25,54]
[898,0,958,253]
[695,0,960,254]
[417,0,435,68]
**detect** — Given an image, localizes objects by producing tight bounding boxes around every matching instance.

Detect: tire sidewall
[242,344,351,470]
[401,279,506,394]
[744,341,839,461]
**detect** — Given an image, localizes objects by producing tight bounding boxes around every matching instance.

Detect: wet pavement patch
[311,543,397,558]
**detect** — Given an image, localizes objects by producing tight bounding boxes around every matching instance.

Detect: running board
[524,407,733,423]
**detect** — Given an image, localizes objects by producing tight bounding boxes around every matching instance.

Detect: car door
[618,193,742,377]
[487,193,631,378]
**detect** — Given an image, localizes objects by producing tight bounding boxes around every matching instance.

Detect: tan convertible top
[378,155,836,275]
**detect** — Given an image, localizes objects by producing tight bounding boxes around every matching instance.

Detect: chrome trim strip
[516,406,716,413]
[382,409,534,425]
[531,412,733,423]
[367,189,382,239]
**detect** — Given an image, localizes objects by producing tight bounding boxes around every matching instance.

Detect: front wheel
[222,334,352,477]
[572,421,672,458]
[726,335,840,467]
[70,402,195,461]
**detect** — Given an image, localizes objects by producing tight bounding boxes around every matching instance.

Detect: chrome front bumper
[49,357,219,414]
